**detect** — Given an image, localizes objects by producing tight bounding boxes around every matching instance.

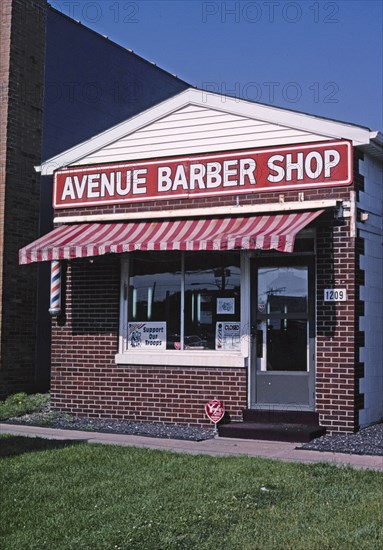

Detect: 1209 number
[324,289,347,302]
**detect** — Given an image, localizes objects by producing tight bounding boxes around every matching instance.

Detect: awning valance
[19,211,324,264]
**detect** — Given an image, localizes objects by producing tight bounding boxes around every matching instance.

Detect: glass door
[251,258,315,409]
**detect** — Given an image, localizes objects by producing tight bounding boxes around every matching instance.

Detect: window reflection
[128,252,181,350]
[127,251,241,351]
[256,265,309,372]
[185,252,241,350]
[258,267,308,314]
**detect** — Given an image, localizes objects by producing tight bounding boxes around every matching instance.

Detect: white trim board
[115,352,246,368]
[54,199,341,224]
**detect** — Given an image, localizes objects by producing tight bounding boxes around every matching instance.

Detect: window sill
[115,350,247,368]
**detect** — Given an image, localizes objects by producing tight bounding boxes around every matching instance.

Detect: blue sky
[50,0,382,130]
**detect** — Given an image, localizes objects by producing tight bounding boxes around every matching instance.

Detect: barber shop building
[20,89,383,440]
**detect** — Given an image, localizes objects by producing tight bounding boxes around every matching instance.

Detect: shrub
[0,392,50,420]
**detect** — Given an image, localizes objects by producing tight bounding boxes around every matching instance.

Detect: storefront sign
[205,400,225,424]
[324,289,347,301]
[216,322,241,350]
[53,141,352,208]
[128,322,166,349]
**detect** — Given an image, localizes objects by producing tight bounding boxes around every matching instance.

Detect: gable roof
[37,88,382,175]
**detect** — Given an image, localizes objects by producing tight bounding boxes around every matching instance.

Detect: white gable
[38,89,380,175]
[75,104,330,166]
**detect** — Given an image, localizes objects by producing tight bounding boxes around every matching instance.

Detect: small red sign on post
[205,400,225,424]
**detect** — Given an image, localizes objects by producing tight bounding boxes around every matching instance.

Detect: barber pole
[49,260,61,316]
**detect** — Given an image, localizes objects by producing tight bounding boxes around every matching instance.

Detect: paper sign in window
[216,322,241,351]
[128,322,166,350]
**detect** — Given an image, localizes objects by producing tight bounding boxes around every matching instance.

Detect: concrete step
[218,421,326,443]
[242,409,321,425]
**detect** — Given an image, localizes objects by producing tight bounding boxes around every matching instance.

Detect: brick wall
[0,0,47,397]
[312,153,367,434]
[0,0,12,351]
[315,216,358,433]
[49,145,362,432]
[51,182,362,432]
[51,256,247,424]
[50,197,361,432]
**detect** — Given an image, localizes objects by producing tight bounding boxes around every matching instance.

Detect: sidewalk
[1,423,382,471]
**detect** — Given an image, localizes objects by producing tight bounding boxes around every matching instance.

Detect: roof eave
[358,131,383,161]
[36,89,381,175]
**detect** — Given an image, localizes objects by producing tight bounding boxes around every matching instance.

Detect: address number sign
[324,289,347,302]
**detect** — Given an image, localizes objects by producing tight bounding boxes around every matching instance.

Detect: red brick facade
[51,257,247,424]
[316,218,358,432]
[49,159,364,433]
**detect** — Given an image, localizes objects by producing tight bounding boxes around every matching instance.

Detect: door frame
[249,255,316,411]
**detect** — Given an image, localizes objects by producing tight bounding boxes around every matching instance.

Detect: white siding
[358,154,383,428]
[75,104,330,165]
[39,90,376,175]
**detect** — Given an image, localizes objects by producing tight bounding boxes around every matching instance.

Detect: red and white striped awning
[19,211,324,264]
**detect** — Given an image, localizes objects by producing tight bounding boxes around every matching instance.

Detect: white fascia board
[37,88,376,175]
[368,131,383,150]
[54,199,340,224]
[369,130,383,144]
[359,131,383,161]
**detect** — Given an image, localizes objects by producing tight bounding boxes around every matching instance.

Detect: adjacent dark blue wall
[36,8,189,390]
[42,8,189,160]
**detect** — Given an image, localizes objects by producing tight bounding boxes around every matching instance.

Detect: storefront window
[128,252,181,350]
[184,252,241,350]
[125,251,241,352]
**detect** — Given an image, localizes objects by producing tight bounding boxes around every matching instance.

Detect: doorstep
[218,409,326,443]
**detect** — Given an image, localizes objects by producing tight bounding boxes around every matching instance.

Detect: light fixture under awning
[19,210,324,265]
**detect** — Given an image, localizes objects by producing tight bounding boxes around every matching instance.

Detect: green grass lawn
[1,435,382,549]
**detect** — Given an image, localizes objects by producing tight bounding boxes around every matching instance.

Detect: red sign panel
[53,141,352,209]
[205,400,225,424]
